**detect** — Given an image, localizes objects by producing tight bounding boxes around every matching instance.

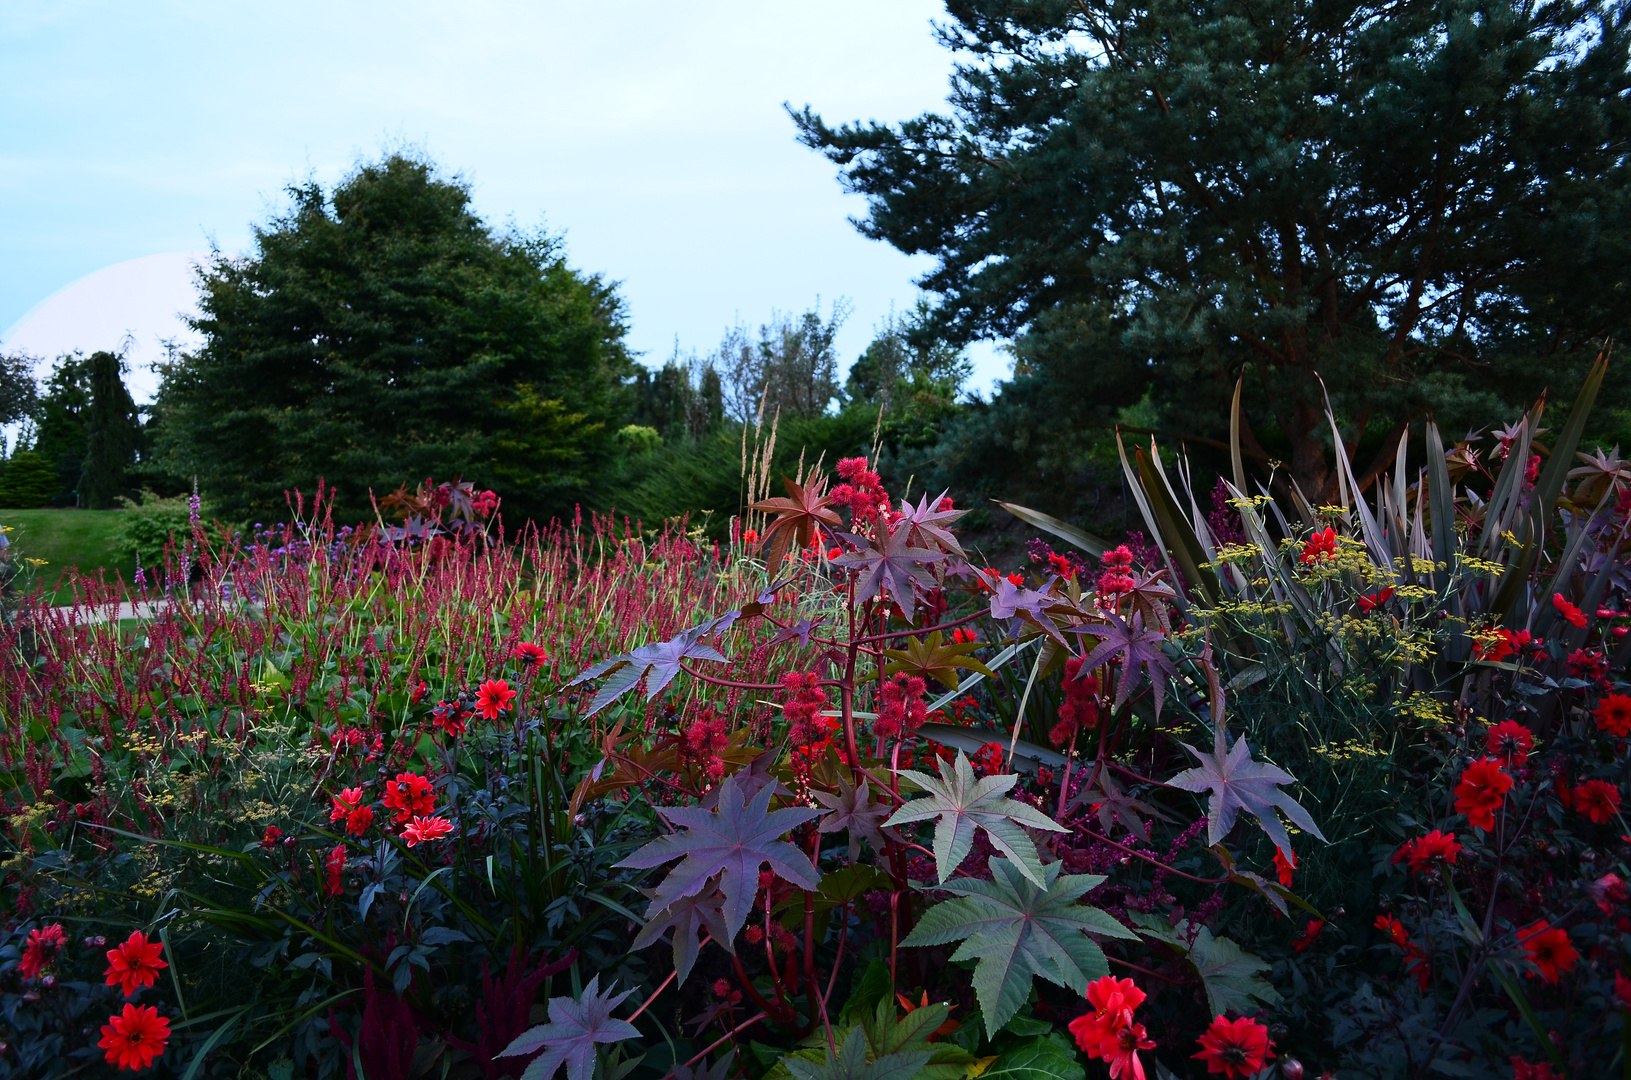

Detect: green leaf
[900,856,1134,1036]
[882,631,997,692]
[885,753,1067,885]
[993,502,1109,558]
[783,1027,935,1080]
[1186,926,1280,1016]
[979,1035,1084,1080]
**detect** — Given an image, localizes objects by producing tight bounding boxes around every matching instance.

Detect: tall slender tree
[78,351,141,509]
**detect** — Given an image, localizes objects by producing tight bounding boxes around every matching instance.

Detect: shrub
[0,451,63,508]
[112,491,191,572]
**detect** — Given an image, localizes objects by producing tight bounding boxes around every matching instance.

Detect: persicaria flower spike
[104,930,167,997]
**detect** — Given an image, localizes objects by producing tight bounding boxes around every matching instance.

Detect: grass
[0,508,131,602]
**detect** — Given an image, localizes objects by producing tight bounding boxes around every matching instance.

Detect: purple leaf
[831,522,945,620]
[567,614,735,716]
[812,777,895,863]
[498,976,639,1080]
[894,491,968,557]
[1068,609,1177,717]
[618,770,824,941]
[1169,723,1327,860]
[630,884,732,982]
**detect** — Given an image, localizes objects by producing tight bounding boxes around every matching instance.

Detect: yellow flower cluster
[1315,737,1388,762]
[1454,554,1505,576]
[1397,691,1451,726]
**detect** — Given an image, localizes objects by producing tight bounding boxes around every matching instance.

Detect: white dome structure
[2,251,211,404]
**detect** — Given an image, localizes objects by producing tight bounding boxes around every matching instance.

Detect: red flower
[330,787,375,836]
[19,923,66,980]
[1300,527,1338,564]
[431,700,468,738]
[402,815,454,847]
[1569,648,1607,681]
[1596,693,1631,736]
[1510,1059,1561,1080]
[324,844,347,896]
[383,772,435,823]
[1357,586,1395,612]
[1590,872,1628,914]
[1192,1015,1275,1078]
[1375,914,1409,946]
[104,930,167,997]
[1552,592,1587,627]
[1392,830,1463,874]
[1006,571,1025,586]
[513,642,549,668]
[1574,779,1622,824]
[741,528,759,545]
[1517,921,1579,983]
[98,1002,170,1071]
[1486,721,1534,768]
[951,627,978,644]
[1454,758,1513,831]
[1292,919,1325,953]
[259,825,283,850]
[1376,914,1431,988]
[475,679,516,720]
[1069,977,1155,1080]
[1273,846,1296,887]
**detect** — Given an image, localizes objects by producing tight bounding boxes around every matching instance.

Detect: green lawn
[1,509,131,601]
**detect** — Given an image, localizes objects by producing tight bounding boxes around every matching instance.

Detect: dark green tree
[631,349,725,442]
[0,451,62,508]
[30,354,95,505]
[78,351,142,509]
[717,304,850,422]
[155,153,635,522]
[0,352,36,428]
[795,0,1631,497]
[847,300,972,447]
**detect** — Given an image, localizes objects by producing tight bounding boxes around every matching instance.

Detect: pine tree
[78,351,141,509]
[795,0,1631,497]
[0,451,64,508]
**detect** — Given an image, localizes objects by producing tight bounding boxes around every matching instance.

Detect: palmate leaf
[884,752,1067,885]
[1168,720,1327,860]
[784,1027,935,1080]
[812,777,894,862]
[880,630,997,692]
[979,1035,1086,1080]
[567,614,736,716]
[752,474,843,569]
[498,975,640,1080]
[986,577,1063,642]
[895,491,969,557]
[617,770,823,942]
[901,857,1135,1036]
[629,883,731,982]
[1068,610,1177,718]
[832,521,946,621]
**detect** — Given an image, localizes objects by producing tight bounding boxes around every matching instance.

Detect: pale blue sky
[0,1,1009,399]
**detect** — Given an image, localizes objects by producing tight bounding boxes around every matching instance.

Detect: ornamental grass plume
[98,1003,170,1071]
[104,930,167,997]
[1454,758,1514,830]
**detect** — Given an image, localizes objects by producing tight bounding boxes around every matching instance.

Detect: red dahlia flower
[1552,593,1587,627]
[1292,919,1325,953]
[475,678,516,719]
[19,923,66,980]
[1273,846,1296,887]
[1069,976,1155,1080]
[383,772,435,823]
[98,1003,170,1071]
[104,930,167,997]
[512,642,549,668]
[323,844,347,896]
[1392,830,1463,874]
[1517,921,1579,983]
[1357,586,1395,612]
[330,786,375,836]
[1486,720,1534,768]
[1510,1058,1561,1080]
[1574,779,1622,824]
[1453,758,1513,831]
[402,815,454,847]
[1596,693,1631,736]
[1192,1015,1275,1078]
[1300,527,1338,564]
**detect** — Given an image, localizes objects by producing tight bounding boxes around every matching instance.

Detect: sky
[0,1,1009,405]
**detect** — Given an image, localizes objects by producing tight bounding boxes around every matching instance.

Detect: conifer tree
[78,350,141,509]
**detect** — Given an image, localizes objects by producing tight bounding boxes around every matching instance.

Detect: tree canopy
[795,0,1631,497]
[155,153,634,523]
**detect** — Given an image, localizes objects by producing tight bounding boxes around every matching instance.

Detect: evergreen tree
[0,451,63,508]
[30,354,95,505]
[155,153,635,523]
[795,0,1631,497]
[0,352,36,427]
[78,351,141,509]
